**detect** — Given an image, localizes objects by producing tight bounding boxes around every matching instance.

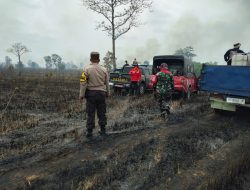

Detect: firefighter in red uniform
[129,63,142,96]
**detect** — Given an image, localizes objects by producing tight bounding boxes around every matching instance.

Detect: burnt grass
[0,71,250,190]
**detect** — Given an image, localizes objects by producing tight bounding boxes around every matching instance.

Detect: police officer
[224,43,245,65]
[79,52,110,138]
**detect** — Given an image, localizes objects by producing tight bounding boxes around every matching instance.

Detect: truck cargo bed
[200,65,250,97]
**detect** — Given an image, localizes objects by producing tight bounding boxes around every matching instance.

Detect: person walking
[79,52,110,138]
[129,63,142,96]
[224,43,245,65]
[155,63,174,116]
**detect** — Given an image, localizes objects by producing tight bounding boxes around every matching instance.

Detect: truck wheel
[214,109,234,116]
[113,87,118,96]
[139,83,146,95]
[114,87,121,96]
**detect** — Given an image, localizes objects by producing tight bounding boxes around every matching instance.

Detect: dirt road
[0,76,249,190]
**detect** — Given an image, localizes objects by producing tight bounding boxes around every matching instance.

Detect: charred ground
[0,70,249,190]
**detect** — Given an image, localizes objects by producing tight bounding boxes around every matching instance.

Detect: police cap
[90,52,100,62]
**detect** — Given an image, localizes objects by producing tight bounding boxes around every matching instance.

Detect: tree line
[1,42,218,78]
[0,42,79,75]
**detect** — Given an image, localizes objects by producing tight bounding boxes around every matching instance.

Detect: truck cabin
[110,64,152,83]
[112,68,123,73]
[122,66,133,74]
[122,65,152,75]
[152,55,194,77]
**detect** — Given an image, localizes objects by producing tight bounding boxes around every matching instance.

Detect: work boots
[99,126,106,136]
[86,127,107,138]
[86,129,93,138]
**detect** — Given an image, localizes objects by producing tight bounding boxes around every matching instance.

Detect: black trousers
[129,82,139,95]
[85,90,107,130]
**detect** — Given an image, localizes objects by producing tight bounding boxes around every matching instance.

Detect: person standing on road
[224,43,245,65]
[122,60,130,71]
[133,58,137,65]
[155,63,174,116]
[79,52,110,138]
[129,63,142,96]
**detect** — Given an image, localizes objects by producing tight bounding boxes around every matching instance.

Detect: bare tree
[7,42,30,75]
[44,54,64,71]
[51,54,62,69]
[83,0,152,69]
[7,43,30,64]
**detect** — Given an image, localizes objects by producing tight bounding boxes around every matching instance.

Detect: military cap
[160,63,168,69]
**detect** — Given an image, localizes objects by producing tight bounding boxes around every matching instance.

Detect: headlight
[109,82,114,86]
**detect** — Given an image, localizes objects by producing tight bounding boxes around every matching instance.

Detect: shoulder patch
[80,71,87,83]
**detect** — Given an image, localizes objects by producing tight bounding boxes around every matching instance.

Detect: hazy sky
[0,0,249,67]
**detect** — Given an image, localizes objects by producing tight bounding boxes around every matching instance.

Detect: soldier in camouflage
[155,63,174,115]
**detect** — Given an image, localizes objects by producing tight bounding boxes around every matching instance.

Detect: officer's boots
[86,127,106,138]
[99,126,106,136]
[86,129,93,138]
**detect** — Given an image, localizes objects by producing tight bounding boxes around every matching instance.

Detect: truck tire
[114,87,121,96]
[214,109,234,116]
[139,83,146,95]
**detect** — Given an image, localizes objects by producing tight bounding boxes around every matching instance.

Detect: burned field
[0,71,250,190]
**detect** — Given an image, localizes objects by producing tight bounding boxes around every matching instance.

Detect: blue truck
[199,64,250,111]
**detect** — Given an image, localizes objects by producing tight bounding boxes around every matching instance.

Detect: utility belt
[85,89,106,98]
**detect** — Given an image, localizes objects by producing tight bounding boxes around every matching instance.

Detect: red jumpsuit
[129,66,142,95]
[129,66,142,81]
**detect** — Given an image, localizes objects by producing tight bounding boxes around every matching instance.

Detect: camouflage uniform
[156,70,174,114]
